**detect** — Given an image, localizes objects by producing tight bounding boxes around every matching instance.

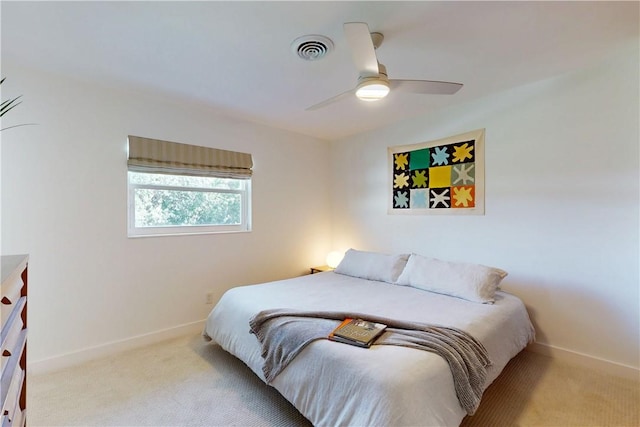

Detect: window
[127,136,252,237]
[128,172,251,236]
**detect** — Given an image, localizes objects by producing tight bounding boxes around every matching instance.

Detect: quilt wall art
[388,129,485,215]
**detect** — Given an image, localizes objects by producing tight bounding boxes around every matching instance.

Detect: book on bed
[328,318,387,348]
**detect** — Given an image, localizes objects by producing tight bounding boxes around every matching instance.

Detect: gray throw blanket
[249,309,492,415]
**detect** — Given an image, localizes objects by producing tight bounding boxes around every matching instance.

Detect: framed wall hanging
[388,128,485,215]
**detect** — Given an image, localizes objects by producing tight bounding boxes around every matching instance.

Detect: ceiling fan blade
[390,79,463,95]
[306,89,355,111]
[344,22,379,77]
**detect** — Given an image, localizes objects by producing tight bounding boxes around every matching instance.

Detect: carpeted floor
[460,348,639,427]
[29,334,639,426]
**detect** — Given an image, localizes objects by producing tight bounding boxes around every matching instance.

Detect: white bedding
[203,272,534,426]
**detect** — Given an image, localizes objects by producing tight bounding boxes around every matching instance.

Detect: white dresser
[1,255,28,427]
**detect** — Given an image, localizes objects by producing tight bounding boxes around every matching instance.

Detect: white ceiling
[2,1,638,141]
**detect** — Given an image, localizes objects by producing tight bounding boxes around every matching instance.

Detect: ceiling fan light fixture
[355,78,390,102]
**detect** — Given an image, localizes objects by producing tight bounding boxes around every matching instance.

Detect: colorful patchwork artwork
[389,129,484,215]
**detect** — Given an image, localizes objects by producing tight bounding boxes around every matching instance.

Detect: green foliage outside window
[129,172,245,228]
[134,188,241,227]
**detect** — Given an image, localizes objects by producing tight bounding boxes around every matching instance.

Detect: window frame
[127,171,252,238]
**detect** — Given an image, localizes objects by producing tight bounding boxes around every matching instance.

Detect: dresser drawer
[1,405,23,427]
[1,300,25,375]
[1,255,28,426]
[1,277,23,328]
[1,366,23,426]
[0,330,26,418]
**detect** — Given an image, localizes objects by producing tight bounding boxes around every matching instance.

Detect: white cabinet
[1,255,28,427]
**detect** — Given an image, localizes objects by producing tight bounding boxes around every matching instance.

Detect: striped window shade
[127,136,253,179]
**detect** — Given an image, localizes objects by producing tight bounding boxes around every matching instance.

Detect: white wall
[1,63,332,366]
[329,45,639,371]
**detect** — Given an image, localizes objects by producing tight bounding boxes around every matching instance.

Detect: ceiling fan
[307,22,463,111]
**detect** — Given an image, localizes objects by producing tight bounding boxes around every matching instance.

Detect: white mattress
[204,272,534,426]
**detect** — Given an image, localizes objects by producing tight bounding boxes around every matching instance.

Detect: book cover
[329,318,387,348]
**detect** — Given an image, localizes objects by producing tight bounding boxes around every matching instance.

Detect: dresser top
[1,254,29,284]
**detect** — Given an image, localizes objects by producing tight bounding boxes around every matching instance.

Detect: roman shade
[127,136,253,179]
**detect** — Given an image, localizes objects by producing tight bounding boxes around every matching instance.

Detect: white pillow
[395,254,508,303]
[334,249,409,283]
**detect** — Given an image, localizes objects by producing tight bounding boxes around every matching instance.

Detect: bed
[203,251,534,426]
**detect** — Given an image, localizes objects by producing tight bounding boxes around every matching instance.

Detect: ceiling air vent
[291,35,334,61]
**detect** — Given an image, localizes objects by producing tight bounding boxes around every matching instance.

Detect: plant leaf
[0,97,22,117]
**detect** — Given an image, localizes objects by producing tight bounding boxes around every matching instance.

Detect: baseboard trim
[527,341,639,379]
[29,319,206,375]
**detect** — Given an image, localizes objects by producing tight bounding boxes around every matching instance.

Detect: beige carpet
[460,350,639,427]
[29,334,639,426]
